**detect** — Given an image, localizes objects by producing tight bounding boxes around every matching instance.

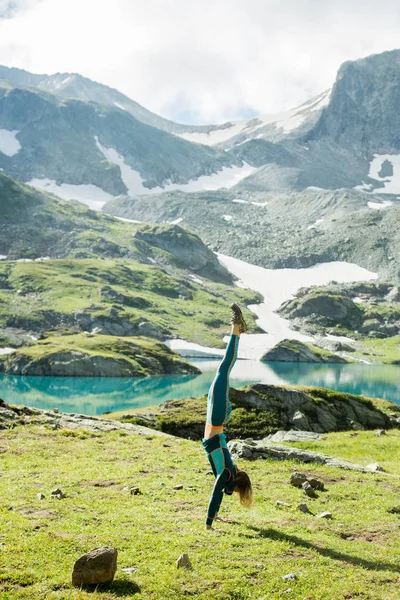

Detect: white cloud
[1,0,400,124]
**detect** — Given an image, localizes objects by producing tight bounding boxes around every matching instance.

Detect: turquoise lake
[0,360,399,415]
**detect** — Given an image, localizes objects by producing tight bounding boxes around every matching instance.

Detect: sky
[1,0,400,124]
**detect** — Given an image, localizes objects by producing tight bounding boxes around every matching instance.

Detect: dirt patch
[81,479,121,487]
[338,530,392,544]
[11,506,58,519]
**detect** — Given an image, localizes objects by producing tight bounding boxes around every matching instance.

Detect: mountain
[1,51,400,281]
[0,80,249,208]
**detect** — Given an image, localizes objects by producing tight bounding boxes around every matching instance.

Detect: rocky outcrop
[0,399,170,435]
[278,293,363,329]
[229,384,396,433]
[228,438,374,472]
[120,384,399,440]
[1,334,201,377]
[260,339,348,363]
[133,224,233,283]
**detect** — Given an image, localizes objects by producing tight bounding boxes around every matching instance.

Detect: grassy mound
[0,421,400,599]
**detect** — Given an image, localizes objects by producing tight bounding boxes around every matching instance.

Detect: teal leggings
[206,334,239,427]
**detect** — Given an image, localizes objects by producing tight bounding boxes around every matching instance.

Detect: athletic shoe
[230,303,248,333]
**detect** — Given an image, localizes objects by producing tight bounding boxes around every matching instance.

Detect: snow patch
[217,254,377,360]
[0,255,7,260]
[175,90,330,147]
[27,178,114,210]
[164,339,225,359]
[169,217,184,225]
[368,200,393,210]
[223,215,233,221]
[114,102,126,111]
[356,154,400,194]
[95,136,255,195]
[113,216,142,224]
[0,347,15,355]
[307,218,324,230]
[0,129,21,156]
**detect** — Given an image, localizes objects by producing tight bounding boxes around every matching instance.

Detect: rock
[376,429,387,437]
[276,501,292,507]
[278,293,363,330]
[53,408,59,414]
[290,472,309,487]
[37,493,45,500]
[386,286,400,303]
[365,462,385,472]
[72,546,118,587]
[174,484,184,490]
[176,553,192,570]
[316,511,332,519]
[260,339,348,363]
[51,488,65,499]
[297,503,312,514]
[268,430,323,443]
[388,506,400,514]
[137,321,162,339]
[282,573,297,581]
[133,225,233,284]
[307,477,325,491]
[231,440,381,472]
[302,482,318,498]
[129,487,141,495]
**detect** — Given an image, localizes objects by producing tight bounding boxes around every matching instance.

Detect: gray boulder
[72,547,117,587]
[260,339,348,363]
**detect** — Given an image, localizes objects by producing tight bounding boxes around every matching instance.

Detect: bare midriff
[204,423,224,440]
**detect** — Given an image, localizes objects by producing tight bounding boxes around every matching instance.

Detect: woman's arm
[205,468,230,528]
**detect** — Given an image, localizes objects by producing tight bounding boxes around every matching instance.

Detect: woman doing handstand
[202,303,253,530]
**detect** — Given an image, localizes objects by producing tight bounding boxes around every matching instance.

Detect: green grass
[0,424,400,599]
[0,259,260,347]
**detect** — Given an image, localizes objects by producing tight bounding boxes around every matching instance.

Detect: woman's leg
[206,324,240,429]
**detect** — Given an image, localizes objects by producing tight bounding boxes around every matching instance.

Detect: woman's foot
[230,303,248,333]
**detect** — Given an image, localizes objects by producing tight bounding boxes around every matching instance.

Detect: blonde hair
[234,470,253,508]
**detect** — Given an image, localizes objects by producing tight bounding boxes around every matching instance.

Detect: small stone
[289,472,308,487]
[302,482,318,498]
[297,503,312,514]
[186,486,196,491]
[308,477,325,491]
[206,471,213,476]
[51,488,65,499]
[376,430,387,437]
[366,462,385,472]
[53,408,59,414]
[176,553,192,569]
[163,443,171,447]
[276,501,292,507]
[316,511,332,519]
[174,484,184,490]
[349,433,359,437]
[388,506,400,514]
[122,486,130,491]
[37,493,45,500]
[72,547,117,586]
[130,487,141,495]
[121,567,138,574]
[282,573,297,581]
[283,589,293,594]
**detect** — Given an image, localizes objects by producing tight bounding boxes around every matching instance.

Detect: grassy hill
[1,418,399,599]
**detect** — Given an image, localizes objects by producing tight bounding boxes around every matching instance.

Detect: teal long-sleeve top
[202,433,236,526]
